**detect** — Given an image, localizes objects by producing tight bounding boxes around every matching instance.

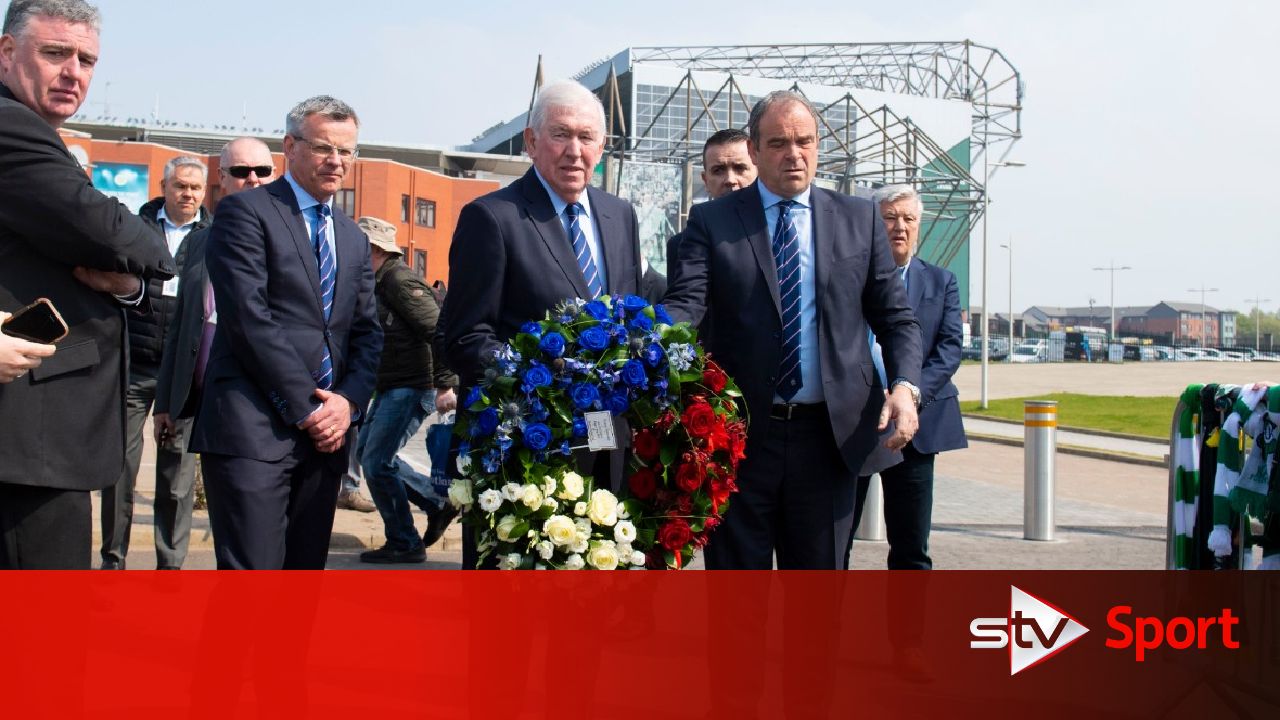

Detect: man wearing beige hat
[356,216,452,563]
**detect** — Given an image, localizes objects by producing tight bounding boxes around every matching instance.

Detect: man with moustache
[440,78,643,569]
[0,0,174,569]
[190,97,381,570]
[149,138,275,569]
[99,154,210,570]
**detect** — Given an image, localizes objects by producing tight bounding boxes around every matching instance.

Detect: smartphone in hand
[2,298,69,344]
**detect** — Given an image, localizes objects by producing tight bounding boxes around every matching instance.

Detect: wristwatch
[890,379,921,408]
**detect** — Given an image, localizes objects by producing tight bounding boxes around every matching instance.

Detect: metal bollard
[1024,400,1058,541]
[854,473,886,541]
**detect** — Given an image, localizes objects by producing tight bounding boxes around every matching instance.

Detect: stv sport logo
[969,585,1089,675]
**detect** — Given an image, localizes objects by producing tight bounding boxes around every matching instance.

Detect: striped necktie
[564,202,602,299]
[314,204,335,390]
[773,200,802,401]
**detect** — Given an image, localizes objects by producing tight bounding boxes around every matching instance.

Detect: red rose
[628,468,657,500]
[674,460,706,493]
[702,361,728,393]
[658,518,693,551]
[681,401,716,439]
[633,429,661,461]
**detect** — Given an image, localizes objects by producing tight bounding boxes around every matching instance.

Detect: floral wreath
[448,294,747,569]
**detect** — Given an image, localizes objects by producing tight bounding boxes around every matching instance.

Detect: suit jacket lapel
[267,178,323,306]
[812,187,836,306]
[589,187,627,295]
[908,258,926,310]
[521,170,589,299]
[739,183,781,321]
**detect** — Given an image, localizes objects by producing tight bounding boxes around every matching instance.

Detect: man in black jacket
[99,154,209,570]
[0,0,175,569]
[356,216,453,564]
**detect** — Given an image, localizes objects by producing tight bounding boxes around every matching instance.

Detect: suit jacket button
[323,329,332,339]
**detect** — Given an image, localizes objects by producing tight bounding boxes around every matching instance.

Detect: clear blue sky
[80,0,1280,314]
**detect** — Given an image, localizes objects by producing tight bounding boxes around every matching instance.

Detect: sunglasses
[224,165,273,179]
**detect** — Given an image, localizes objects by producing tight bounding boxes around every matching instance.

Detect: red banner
[1,571,1274,718]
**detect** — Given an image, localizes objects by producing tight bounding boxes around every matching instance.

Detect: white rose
[495,514,521,542]
[501,483,523,502]
[542,474,557,497]
[477,488,503,513]
[558,471,585,500]
[586,540,619,570]
[574,502,587,517]
[614,520,637,544]
[570,536,589,554]
[520,484,544,510]
[498,553,523,570]
[631,550,647,566]
[563,554,585,570]
[587,489,619,527]
[542,515,577,547]
[447,478,473,508]
[543,498,557,510]
[536,541,554,560]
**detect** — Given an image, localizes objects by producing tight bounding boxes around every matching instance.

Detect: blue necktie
[565,202,602,299]
[773,200,802,401]
[314,204,335,390]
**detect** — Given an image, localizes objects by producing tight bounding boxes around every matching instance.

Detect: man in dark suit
[151,138,275,569]
[0,0,175,569]
[440,78,643,568]
[664,90,923,570]
[190,97,381,570]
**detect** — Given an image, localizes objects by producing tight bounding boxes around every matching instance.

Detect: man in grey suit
[664,90,923,570]
[440,78,643,568]
[150,137,275,569]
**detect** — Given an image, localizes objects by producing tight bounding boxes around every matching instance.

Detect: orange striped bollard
[1024,400,1058,541]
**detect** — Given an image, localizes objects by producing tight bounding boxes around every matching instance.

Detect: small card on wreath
[585,411,618,451]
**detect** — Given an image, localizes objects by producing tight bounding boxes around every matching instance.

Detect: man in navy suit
[664,91,923,570]
[854,184,967,569]
[440,79,643,568]
[190,96,381,570]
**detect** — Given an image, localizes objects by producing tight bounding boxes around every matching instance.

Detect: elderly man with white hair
[440,78,643,569]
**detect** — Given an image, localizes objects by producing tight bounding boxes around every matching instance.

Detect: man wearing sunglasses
[149,137,274,569]
[190,98,382,570]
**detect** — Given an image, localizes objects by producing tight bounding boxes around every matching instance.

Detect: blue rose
[622,295,649,313]
[578,326,610,352]
[539,332,566,357]
[572,416,588,437]
[620,359,649,388]
[520,321,542,338]
[523,364,553,388]
[654,304,674,325]
[476,407,499,436]
[628,314,653,333]
[584,300,610,321]
[643,342,665,368]
[570,382,600,411]
[523,422,552,451]
[603,391,630,416]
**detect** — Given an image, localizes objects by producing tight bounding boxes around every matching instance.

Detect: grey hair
[873,184,924,216]
[285,95,360,137]
[162,155,207,183]
[747,90,820,145]
[218,137,271,166]
[3,0,99,36]
[528,79,606,136]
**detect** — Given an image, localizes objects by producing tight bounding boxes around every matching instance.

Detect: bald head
[218,137,275,195]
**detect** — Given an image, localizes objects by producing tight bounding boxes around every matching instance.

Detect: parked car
[962,337,1008,361]
[1010,342,1047,363]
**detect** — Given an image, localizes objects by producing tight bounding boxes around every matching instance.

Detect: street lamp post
[1187,285,1219,348]
[1249,295,1271,352]
[1092,262,1131,345]
[1000,239,1013,362]
[979,159,1025,409]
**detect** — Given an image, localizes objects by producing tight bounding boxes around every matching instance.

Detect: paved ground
[963,416,1167,460]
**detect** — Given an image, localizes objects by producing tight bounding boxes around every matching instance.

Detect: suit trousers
[705,410,858,570]
[201,444,344,570]
[854,443,935,570]
[0,482,91,569]
[100,360,198,568]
